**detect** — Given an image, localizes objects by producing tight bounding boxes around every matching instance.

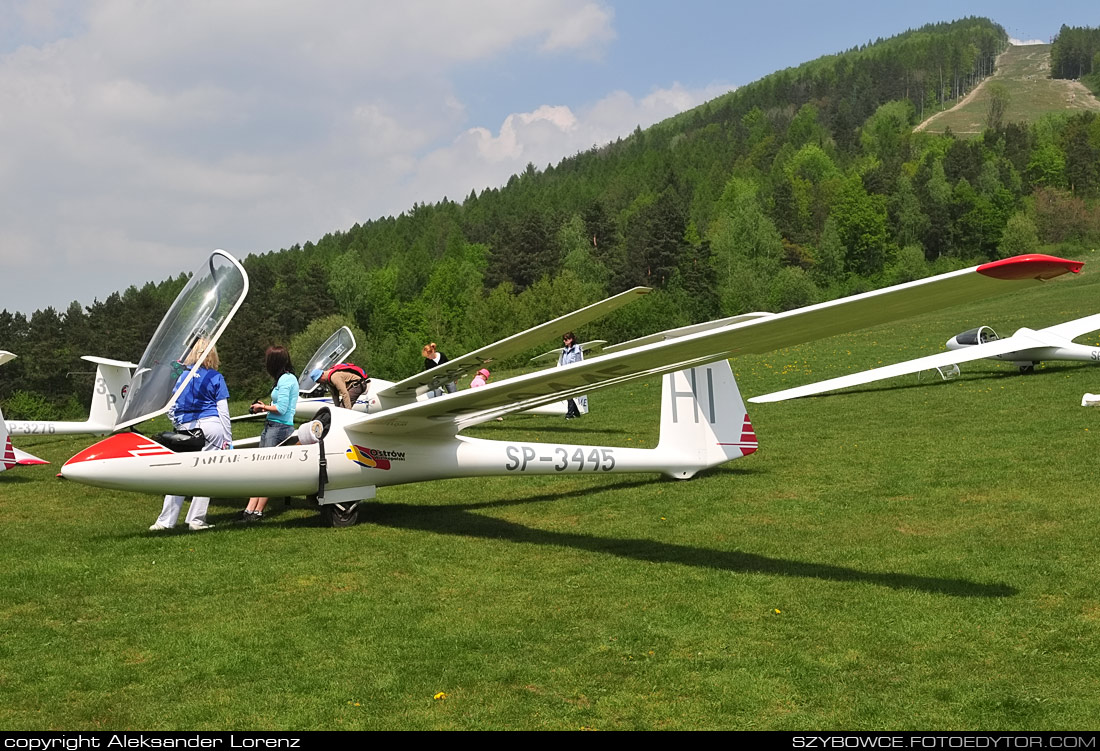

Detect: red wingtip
[977,254,1083,280]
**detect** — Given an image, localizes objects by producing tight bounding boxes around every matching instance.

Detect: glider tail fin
[85,360,132,431]
[655,359,757,479]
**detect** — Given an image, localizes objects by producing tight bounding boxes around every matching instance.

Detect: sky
[0,0,1094,316]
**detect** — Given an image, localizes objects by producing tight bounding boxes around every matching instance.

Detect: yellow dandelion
[774,608,782,614]
[434,692,448,701]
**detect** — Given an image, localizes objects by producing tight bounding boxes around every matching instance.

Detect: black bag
[153,427,206,452]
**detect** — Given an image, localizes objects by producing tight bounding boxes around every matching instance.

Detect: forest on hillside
[3,17,1100,419]
[1050,23,1100,91]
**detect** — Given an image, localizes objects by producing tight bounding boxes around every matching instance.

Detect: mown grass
[919,44,1100,137]
[3,251,1100,730]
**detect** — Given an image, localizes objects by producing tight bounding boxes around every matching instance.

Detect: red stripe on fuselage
[64,433,174,466]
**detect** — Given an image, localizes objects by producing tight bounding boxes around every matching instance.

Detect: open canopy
[115,250,248,431]
[297,326,357,393]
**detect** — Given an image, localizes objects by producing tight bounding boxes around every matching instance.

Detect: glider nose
[62,433,174,481]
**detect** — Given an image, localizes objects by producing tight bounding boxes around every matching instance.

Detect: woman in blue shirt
[150,340,232,531]
[242,345,298,522]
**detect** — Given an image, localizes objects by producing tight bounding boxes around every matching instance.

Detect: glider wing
[1037,312,1100,341]
[344,254,1082,437]
[748,331,1051,403]
[374,287,651,400]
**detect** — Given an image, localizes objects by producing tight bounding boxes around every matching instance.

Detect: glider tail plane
[1,404,48,471]
[655,359,756,479]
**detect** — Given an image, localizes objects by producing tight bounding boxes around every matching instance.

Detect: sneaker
[244,512,263,523]
[149,522,172,531]
[188,520,215,531]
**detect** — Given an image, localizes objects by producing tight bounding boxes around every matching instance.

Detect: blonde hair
[422,342,437,357]
[183,338,220,370]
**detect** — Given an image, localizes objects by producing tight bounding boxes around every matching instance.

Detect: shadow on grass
[179,472,1015,597]
[0,474,35,484]
[320,476,1016,599]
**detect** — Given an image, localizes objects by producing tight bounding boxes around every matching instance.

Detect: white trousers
[156,495,211,527]
[153,414,230,527]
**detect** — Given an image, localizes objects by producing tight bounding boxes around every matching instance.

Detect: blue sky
[0,0,1093,316]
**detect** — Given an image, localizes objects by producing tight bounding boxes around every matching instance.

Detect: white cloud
[0,0,717,315]
[402,82,731,207]
[1009,37,1046,46]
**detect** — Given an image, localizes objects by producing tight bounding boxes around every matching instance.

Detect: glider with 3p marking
[0,353,47,471]
[750,312,1100,404]
[59,251,1083,526]
[0,350,136,436]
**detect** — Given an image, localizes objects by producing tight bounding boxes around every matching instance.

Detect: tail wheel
[323,502,359,527]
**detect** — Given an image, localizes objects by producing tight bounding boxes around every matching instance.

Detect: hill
[3,17,1100,413]
[917,43,1100,136]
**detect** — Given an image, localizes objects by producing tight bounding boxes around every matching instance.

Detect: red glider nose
[64,433,174,467]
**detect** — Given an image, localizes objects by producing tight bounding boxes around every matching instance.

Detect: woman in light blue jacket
[242,346,298,522]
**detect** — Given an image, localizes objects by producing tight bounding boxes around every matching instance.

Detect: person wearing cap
[558,331,588,419]
[470,368,504,420]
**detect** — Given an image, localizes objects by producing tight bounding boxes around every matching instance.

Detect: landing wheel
[1019,364,1036,374]
[323,502,360,527]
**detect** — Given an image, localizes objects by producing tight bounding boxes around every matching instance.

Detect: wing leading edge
[344,254,1082,437]
[748,333,1052,403]
[375,286,651,400]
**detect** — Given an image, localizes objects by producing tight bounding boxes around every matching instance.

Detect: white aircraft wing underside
[344,255,1080,437]
[1038,312,1100,342]
[374,287,650,400]
[600,312,774,355]
[749,331,1052,403]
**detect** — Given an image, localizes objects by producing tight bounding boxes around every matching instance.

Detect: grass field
[917,44,1100,137]
[4,250,1100,730]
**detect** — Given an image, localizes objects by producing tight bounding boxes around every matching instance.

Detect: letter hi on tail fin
[654,359,757,479]
[82,357,136,433]
[0,404,48,472]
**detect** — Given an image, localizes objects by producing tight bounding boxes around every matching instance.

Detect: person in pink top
[470,368,504,420]
[470,368,490,388]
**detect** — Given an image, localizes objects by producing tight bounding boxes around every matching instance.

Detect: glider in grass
[58,251,1083,525]
[1,351,48,471]
[1,348,139,474]
[0,351,136,436]
[750,313,1100,403]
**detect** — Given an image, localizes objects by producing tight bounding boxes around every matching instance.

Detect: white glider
[58,252,1083,525]
[750,311,1100,403]
[0,395,47,472]
[0,352,137,435]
